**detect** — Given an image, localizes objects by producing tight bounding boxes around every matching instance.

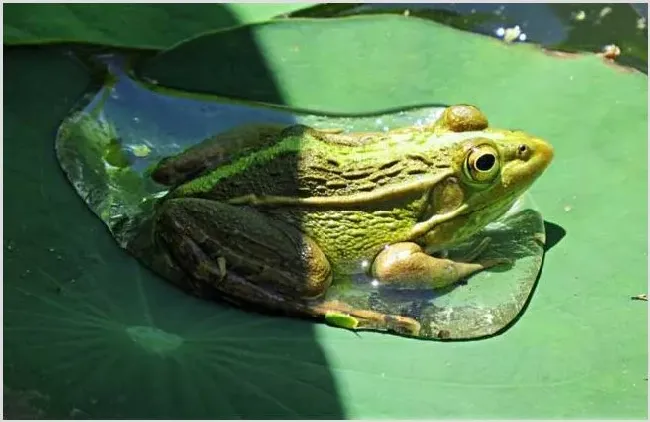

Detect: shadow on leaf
[3,7,345,419]
[543,220,567,252]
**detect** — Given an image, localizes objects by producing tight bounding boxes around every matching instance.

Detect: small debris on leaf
[631,294,647,301]
[601,44,621,60]
[403,9,410,17]
[496,25,526,43]
[437,329,451,339]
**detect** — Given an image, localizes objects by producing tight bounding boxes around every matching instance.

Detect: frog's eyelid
[463,146,500,185]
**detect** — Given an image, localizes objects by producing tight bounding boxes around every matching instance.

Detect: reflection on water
[81,56,447,178]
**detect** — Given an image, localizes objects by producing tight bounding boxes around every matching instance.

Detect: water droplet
[599,6,612,18]
[637,17,646,30]
[573,10,586,21]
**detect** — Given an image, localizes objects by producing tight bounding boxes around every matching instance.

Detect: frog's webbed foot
[372,242,511,290]
[432,237,501,261]
[313,301,421,337]
[460,237,513,269]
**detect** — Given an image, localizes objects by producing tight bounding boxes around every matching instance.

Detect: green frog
[150,105,554,336]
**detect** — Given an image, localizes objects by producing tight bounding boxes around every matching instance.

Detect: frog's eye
[464,145,500,183]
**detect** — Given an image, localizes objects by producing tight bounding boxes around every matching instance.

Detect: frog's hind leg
[155,197,333,309]
[308,301,422,337]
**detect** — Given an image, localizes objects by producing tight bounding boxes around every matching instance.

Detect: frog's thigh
[371,242,502,289]
[160,198,332,299]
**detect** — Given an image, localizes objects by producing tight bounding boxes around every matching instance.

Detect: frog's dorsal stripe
[172,124,509,200]
[226,170,454,208]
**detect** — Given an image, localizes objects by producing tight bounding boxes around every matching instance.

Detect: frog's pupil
[476,154,495,171]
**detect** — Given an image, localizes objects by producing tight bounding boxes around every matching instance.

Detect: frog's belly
[298,209,416,274]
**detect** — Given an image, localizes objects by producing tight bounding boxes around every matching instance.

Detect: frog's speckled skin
[151,105,554,335]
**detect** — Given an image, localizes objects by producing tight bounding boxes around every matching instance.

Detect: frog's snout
[500,136,553,189]
[525,137,554,174]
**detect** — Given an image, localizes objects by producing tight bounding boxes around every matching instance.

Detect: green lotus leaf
[3,3,315,49]
[4,11,647,420]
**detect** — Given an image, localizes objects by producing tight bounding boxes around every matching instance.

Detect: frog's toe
[216,257,227,281]
[480,257,514,270]
[323,309,421,337]
[385,315,422,337]
[324,311,360,330]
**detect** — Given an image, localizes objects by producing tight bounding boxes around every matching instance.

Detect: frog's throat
[408,202,469,239]
[226,170,455,209]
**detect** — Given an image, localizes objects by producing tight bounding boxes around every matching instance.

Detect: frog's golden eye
[464,145,500,183]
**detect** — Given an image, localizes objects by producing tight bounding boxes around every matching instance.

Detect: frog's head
[421,105,554,247]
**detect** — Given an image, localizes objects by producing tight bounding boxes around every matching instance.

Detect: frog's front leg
[371,242,510,289]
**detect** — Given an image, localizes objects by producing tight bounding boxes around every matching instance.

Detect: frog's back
[165,127,457,271]
[170,126,454,202]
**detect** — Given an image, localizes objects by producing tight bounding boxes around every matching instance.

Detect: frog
[149,105,554,336]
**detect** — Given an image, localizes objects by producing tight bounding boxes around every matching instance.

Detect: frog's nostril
[516,143,532,160]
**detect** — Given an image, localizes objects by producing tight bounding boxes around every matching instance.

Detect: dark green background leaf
[4,11,647,420]
[3,3,314,49]
[139,15,647,114]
